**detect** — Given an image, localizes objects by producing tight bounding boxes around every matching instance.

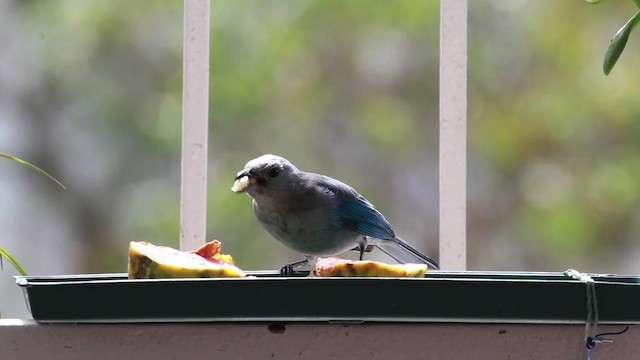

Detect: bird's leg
[279,256,314,276]
[350,243,374,259]
[357,237,368,261]
[358,245,365,261]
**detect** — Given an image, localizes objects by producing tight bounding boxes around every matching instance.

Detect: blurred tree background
[1,0,640,317]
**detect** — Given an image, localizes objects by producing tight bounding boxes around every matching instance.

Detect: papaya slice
[128,240,246,279]
[315,257,427,278]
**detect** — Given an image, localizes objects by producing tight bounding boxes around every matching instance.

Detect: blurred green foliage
[1,0,640,275]
[588,0,640,74]
[0,247,27,277]
[0,152,64,276]
[0,153,65,189]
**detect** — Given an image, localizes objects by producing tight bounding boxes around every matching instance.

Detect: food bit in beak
[231,175,254,193]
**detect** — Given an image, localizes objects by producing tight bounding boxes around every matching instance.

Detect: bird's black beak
[231,170,256,193]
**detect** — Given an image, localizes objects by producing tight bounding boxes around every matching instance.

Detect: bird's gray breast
[252,194,360,256]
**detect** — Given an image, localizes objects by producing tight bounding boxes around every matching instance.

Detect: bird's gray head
[231,154,299,196]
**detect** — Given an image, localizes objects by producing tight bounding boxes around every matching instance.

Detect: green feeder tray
[15,271,640,323]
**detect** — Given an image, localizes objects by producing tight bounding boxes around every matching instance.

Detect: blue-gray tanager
[232,154,439,273]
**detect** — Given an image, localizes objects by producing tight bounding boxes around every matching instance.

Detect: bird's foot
[279,264,295,276]
[279,258,311,276]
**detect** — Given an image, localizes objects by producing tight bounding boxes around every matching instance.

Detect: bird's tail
[374,236,439,270]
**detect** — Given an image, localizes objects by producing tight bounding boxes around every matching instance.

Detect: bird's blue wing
[317,177,395,240]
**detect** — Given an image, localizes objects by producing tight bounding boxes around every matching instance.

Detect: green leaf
[634,0,640,9]
[603,10,640,75]
[0,247,28,276]
[585,0,603,4]
[0,153,65,189]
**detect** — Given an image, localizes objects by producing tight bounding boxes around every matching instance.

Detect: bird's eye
[266,166,280,178]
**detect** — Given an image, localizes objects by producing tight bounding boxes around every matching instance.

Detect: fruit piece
[231,175,251,192]
[315,257,427,278]
[191,240,235,264]
[128,241,246,279]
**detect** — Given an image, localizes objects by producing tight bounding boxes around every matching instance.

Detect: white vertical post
[180,0,210,251]
[439,0,467,270]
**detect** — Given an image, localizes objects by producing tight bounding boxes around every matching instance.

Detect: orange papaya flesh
[128,241,245,279]
[191,240,235,264]
[315,257,427,278]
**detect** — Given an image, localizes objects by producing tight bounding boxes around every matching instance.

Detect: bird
[231,154,439,274]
